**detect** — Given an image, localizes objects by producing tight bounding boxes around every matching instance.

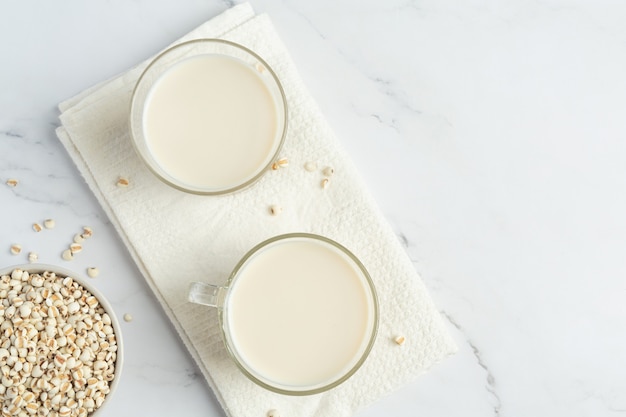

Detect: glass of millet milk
[130,39,287,195]
[188,233,379,395]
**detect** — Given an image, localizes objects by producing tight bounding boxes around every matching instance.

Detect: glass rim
[219,233,379,396]
[129,38,289,195]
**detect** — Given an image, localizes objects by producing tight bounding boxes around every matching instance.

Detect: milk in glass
[143,54,281,191]
[225,237,377,389]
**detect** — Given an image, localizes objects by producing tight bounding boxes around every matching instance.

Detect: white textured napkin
[56,3,456,417]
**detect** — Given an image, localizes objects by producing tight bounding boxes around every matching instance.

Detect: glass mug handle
[188,282,226,308]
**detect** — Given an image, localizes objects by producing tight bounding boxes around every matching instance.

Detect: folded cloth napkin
[56,3,456,416]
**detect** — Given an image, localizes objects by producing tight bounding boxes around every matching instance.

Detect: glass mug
[129,39,288,195]
[188,233,379,395]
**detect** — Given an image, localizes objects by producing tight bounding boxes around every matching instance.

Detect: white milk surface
[143,54,279,191]
[226,238,376,390]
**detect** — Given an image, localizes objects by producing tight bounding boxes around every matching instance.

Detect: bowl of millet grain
[0,264,123,417]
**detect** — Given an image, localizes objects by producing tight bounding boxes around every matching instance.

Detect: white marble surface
[1,1,625,416]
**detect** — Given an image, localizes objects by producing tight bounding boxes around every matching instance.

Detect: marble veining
[1,130,24,138]
[2,1,626,416]
[443,312,502,417]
